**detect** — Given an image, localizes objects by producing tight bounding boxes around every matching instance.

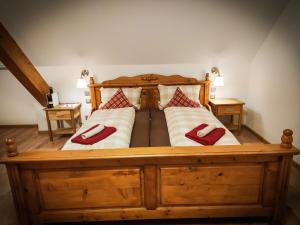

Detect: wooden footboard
[1,130,299,225]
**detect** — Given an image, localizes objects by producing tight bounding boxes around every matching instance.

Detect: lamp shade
[214,76,224,87]
[76,78,87,88]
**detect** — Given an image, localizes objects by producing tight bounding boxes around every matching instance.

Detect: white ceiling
[0,0,288,66]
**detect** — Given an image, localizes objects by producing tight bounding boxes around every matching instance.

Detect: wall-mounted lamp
[210,67,224,99]
[76,69,89,88]
[211,67,224,87]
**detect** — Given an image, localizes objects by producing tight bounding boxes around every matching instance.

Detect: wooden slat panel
[20,170,40,213]
[262,162,279,206]
[6,165,30,225]
[144,165,157,209]
[40,205,272,223]
[101,74,201,87]
[1,144,298,164]
[37,168,142,210]
[272,156,293,224]
[89,74,210,110]
[0,22,49,106]
[160,165,263,205]
[20,169,41,225]
[19,155,280,171]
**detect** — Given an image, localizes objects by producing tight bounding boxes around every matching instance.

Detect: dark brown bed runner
[130,109,170,147]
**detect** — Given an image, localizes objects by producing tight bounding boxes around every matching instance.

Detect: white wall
[245,0,300,163]
[0,0,286,66]
[0,0,287,129]
[0,70,38,125]
[0,62,249,129]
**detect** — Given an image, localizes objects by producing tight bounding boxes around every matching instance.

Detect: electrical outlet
[85,98,91,104]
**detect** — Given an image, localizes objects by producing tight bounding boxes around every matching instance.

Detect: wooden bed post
[272,129,294,225]
[6,138,18,157]
[280,129,293,149]
[144,165,157,210]
[5,139,30,225]
[89,77,97,112]
[201,73,210,107]
[205,73,209,81]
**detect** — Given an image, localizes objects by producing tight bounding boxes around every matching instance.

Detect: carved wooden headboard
[89,74,210,111]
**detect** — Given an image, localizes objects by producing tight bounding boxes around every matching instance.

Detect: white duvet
[164,107,240,147]
[62,107,135,150]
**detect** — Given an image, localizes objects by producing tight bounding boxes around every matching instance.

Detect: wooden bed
[1,74,299,225]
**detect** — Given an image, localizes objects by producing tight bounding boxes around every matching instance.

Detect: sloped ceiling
[0,0,288,66]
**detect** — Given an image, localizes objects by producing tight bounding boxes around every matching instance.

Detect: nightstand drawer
[217,105,241,115]
[48,110,71,120]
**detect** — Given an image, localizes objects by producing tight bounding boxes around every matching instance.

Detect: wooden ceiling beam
[0,22,49,106]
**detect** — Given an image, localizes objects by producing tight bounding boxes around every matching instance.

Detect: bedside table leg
[238,113,243,135]
[46,113,53,142]
[71,111,76,133]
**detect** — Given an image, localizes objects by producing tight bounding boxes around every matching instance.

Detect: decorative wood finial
[205,73,209,81]
[5,138,18,157]
[89,77,95,85]
[281,129,293,149]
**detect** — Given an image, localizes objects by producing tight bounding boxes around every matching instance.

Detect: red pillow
[163,87,200,109]
[101,88,136,110]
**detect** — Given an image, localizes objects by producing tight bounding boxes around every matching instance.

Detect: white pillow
[100,87,142,109]
[158,84,201,109]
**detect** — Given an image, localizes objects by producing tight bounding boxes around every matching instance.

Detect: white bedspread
[164,107,240,146]
[62,107,135,150]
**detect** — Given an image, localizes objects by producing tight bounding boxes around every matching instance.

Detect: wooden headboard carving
[89,74,210,110]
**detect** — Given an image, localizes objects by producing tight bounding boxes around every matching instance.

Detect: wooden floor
[0,126,299,225]
[0,126,68,155]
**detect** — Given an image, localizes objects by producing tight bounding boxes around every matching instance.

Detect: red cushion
[164,87,200,109]
[101,88,136,110]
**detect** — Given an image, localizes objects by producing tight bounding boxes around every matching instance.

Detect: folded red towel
[71,124,117,145]
[185,123,225,145]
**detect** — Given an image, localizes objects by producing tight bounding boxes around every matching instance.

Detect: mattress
[62,107,135,150]
[164,107,240,147]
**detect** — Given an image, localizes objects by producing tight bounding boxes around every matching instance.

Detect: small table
[44,103,82,141]
[209,98,245,135]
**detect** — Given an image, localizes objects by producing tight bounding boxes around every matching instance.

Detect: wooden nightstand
[44,103,82,141]
[209,98,245,135]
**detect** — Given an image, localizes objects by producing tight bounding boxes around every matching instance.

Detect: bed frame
[1,74,299,225]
